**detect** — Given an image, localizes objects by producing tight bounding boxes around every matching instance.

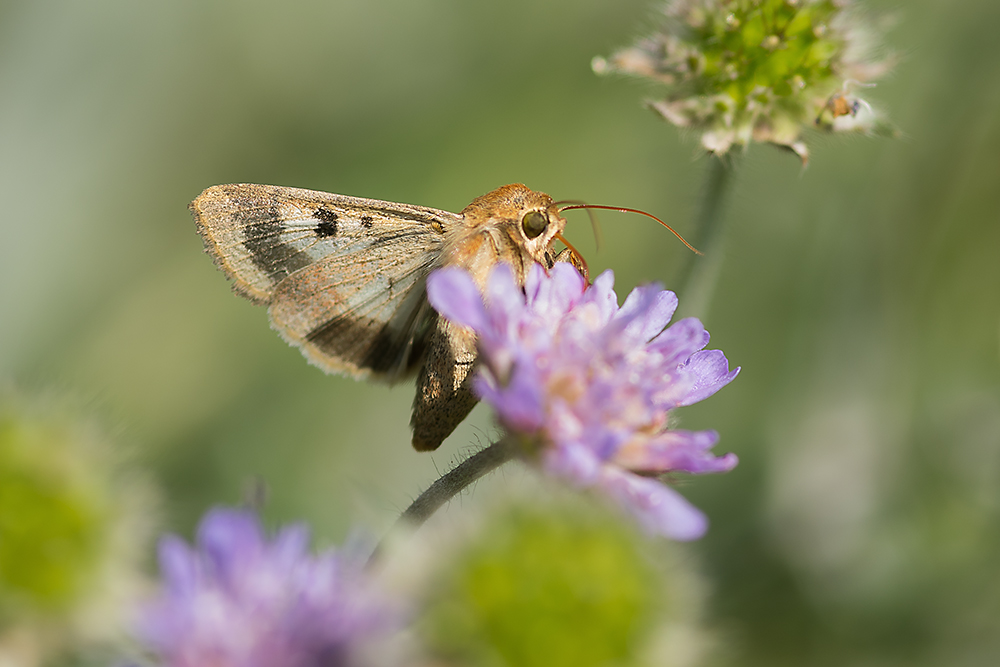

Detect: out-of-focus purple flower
[137,508,396,667]
[427,264,739,541]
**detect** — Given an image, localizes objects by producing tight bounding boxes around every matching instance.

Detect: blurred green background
[1,0,998,664]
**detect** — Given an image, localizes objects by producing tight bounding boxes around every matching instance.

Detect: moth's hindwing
[191,183,460,380]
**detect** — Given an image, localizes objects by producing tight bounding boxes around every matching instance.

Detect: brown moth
[190,183,583,451]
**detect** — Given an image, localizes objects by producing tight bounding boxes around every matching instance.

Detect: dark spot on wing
[314,207,339,237]
[241,206,312,284]
[361,215,374,229]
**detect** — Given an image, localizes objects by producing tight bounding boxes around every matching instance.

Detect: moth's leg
[410,318,479,451]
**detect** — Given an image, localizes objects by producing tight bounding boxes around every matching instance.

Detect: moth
[191,183,584,451]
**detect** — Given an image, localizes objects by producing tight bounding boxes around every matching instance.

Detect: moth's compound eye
[521,210,548,239]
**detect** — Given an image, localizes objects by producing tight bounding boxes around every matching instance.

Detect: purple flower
[427,264,739,540]
[137,508,396,667]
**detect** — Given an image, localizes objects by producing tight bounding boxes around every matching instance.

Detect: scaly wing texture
[191,183,458,381]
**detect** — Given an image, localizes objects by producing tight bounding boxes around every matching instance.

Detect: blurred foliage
[0,416,108,614]
[0,395,152,666]
[1,0,999,665]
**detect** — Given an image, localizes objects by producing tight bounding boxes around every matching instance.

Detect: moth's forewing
[191,183,458,380]
[269,256,439,379]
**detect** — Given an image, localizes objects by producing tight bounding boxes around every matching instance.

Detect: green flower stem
[674,154,741,318]
[400,437,521,525]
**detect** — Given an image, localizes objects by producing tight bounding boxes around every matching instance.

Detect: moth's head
[462,183,567,260]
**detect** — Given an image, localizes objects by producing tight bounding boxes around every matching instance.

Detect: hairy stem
[674,154,741,318]
[398,437,520,528]
[368,438,520,566]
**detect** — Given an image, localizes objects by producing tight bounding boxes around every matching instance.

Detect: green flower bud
[594,0,895,162]
[414,490,710,667]
[0,394,154,666]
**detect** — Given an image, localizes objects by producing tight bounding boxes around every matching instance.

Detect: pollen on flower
[426,263,740,541]
[595,0,895,162]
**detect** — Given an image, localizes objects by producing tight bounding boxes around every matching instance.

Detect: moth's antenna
[555,232,589,277]
[558,204,703,255]
[553,199,604,251]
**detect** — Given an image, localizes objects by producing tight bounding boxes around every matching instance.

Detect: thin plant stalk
[674,154,741,318]
[398,437,520,528]
[369,437,519,565]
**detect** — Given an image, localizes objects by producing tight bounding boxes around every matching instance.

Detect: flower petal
[485,264,525,314]
[677,350,740,406]
[542,440,603,486]
[271,523,311,568]
[197,508,263,580]
[526,262,585,316]
[615,284,676,341]
[649,317,711,364]
[427,266,489,330]
[612,429,738,474]
[474,362,546,433]
[157,536,198,595]
[580,269,618,322]
[597,467,709,540]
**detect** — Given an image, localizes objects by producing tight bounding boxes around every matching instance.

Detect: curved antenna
[553,199,604,251]
[554,232,589,277]
[558,204,703,255]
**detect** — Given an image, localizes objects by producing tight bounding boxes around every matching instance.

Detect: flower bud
[417,492,711,667]
[594,0,895,162]
[0,394,152,666]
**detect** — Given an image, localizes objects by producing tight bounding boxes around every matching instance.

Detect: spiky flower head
[426,263,739,541]
[594,0,894,162]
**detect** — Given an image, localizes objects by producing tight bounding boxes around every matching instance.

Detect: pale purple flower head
[137,508,396,667]
[427,263,739,540]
